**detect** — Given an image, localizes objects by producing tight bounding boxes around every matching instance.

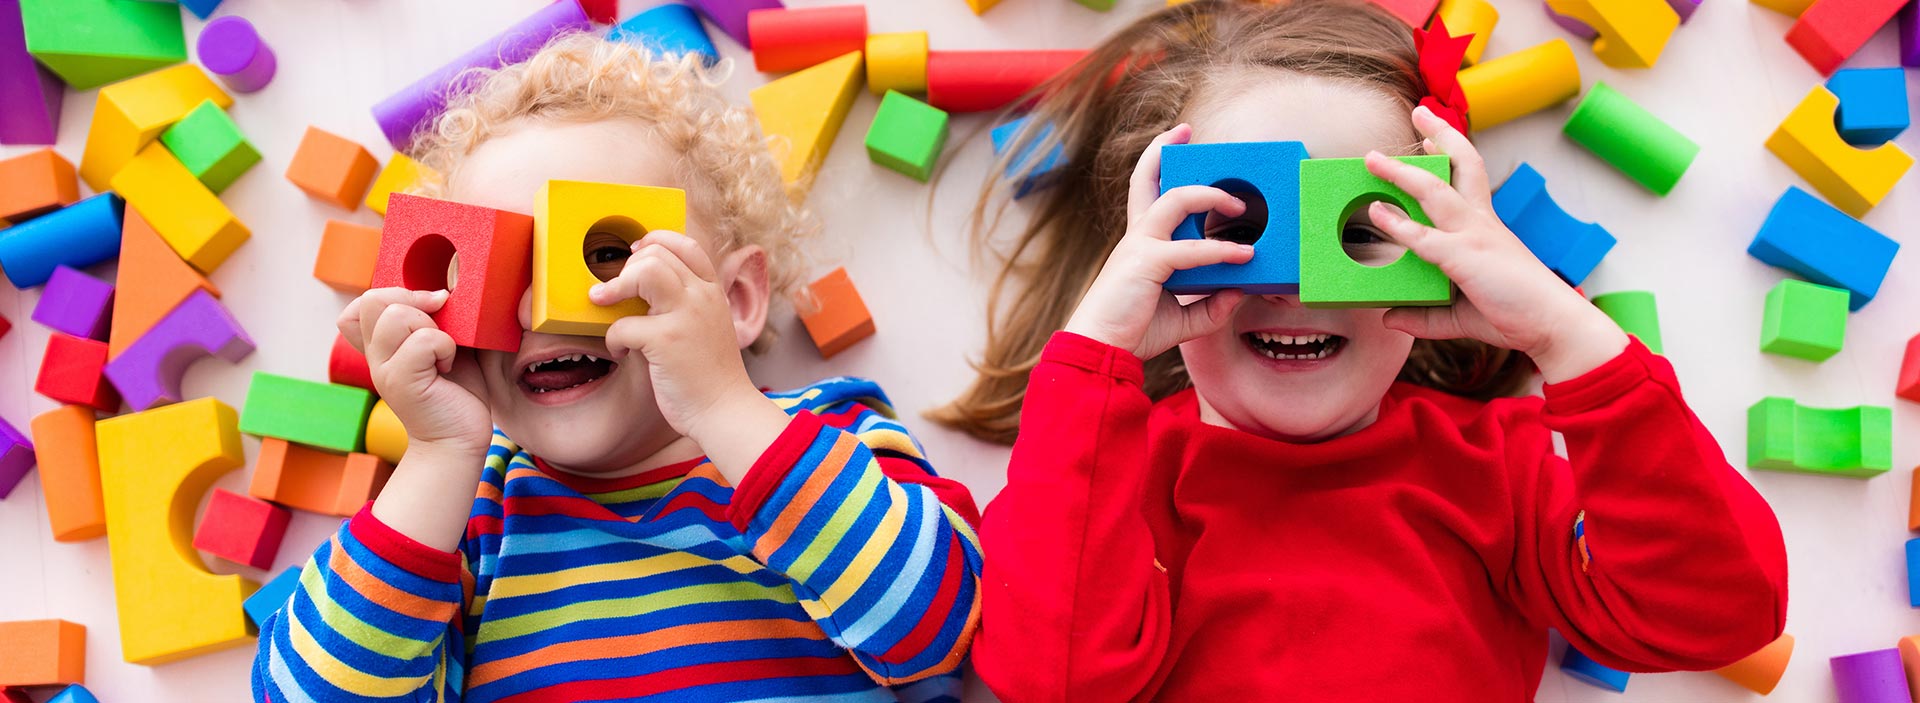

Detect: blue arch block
[1562,646,1630,692]
[610,3,717,66]
[1491,163,1615,286]
[1158,140,1309,294]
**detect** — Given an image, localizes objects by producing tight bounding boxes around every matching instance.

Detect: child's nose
[1258,293,1304,308]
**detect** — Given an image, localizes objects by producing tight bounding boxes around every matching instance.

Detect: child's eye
[582,230,635,282]
[1204,221,1263,246]
[1341,223,1385,246]
[587,245,630,265]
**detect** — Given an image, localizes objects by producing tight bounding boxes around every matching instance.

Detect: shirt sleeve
[726,400,985,686]
[1506,338,1789,672]
[969,331,1174,703]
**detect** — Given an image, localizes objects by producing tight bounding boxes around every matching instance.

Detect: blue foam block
[1158,140,1309,294]
[990,115,1065,199]
[1908,538,1920,607]
[1748,186,1897,311]
[0,192,125,288]
[48,684,100,703]
[1827,67,1909,146]
[1561,647,1630,692]
[1491,163,1615,286]
[609,3,718,66]
[245,565,304,628]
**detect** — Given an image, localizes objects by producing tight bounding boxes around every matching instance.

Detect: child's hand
[1063,124,1255,361]
[1362,105,1629,383]
[337,288,493,456]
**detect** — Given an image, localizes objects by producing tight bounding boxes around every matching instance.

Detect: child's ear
[718,244,770,351]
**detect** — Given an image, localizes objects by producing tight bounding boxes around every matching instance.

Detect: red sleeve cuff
[346,503,463,584]
[727,410,827,532]
[1542,336,1664,416]
[1041,331,1146,387]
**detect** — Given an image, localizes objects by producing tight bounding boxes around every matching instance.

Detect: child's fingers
[1367,201,1462,268]
[390,327,459,378]
[632,230,716,282]
[1152,237,1255,273]
[1381,304,1468,341]
[365,303,438,370]
[602,313,663,360]
[1174,289,1245,341]
[340,288,447,353]
[1136,185,1244,242]
[1411,105,1490,204]
[590,247,686,309]
[1363,150,1472,228]
[1128,124,1193,223]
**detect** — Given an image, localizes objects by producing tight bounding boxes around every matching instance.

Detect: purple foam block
[103,289,255,411]
[1546,2,1599,39]
[1900,1,1919,67]
[32,265,115,340]
[0,0,62,145]
[687,0,784,46]
[369,0,591,151]
[197,16,275,94]
[0,415,33,499]
[1668,0,1701,20]
[1832,649,1910,703]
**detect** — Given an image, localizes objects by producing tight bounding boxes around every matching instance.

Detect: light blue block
[609,3,717,66]
[1561,647,1630,692]
[1827,67,1909,146]
[1491,163,1614,286]
[0,192,124,288]
[1907,538,1920,607]
[245,565,303,628]
[990,115,1065,199]
[1747,186,1898,311]
[49,684,100,703]
[1157,140,1309,294]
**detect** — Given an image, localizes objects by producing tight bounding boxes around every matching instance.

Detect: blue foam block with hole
[609,3,717,66]
[0,192,124,288]
[245,565,303,628]
[1747,186,1897,311]
[1827,68,1909,146]
[1491,163,1615,286]
[990,115,1066,199]
[1158,140,1310,294]
[1561,647,1630,691]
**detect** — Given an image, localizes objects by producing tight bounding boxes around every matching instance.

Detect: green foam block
[159,100,261,194]
[1562,82,1698,196]
[19,0,187,89]
[1591,291,1662,354]
[1298,155,1454,308]
[1747,396,1891,478]
[864,91,950,183]
[239,372,375,453]
[1760,279,1847,362]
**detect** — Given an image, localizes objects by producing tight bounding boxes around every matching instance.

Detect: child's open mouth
[519,352,618,400]
[1243,331,1345,361]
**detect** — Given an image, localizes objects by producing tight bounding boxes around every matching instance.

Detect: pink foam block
[0,0,61,145]
[102,289,256,411]
[369,0,591,151]
[688,0,784,46]
[197,16,276,94]
[0,415,32,499]
[32,265,114,340]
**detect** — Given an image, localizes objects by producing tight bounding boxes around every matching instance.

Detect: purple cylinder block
[198,16,276,93]
[369,0,591,151]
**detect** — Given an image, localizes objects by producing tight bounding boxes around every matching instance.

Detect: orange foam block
[285,126,379,210]
[109,208,220,359]
[795,267,873,359]
[0,148,79,221]
[1910,466,1920,531]
[0,620,85,687]
[31,406,105,542]
[249,438,394,517]
[1716,632,1793,694]
[313,220,380,293]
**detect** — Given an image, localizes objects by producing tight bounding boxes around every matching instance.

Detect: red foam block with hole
[371,193,533,352]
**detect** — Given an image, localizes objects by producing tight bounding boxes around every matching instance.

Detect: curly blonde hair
[408,33,816,352]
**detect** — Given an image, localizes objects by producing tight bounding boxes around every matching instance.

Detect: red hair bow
[1414,16,1473,134]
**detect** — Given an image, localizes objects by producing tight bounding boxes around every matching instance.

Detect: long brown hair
[928,0,1533,445]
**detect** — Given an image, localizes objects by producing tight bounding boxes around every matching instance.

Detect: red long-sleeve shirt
[974,332,1788,701]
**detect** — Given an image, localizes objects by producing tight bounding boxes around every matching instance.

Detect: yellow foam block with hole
[364,399,408,465]
[1437,0,1499,65]
[365,154,439,216]
[95,397,256,665]
[110,143,251,274]
[866,32,928,95]
[532,180,687,335]
[1766,86,1913,217]
[1459,39,1581,130]
[80,65,233,191]
[750,51,864,192]
[1544,0,1677,68]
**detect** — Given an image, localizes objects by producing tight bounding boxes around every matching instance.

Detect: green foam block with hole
[239,372,375,453]
[1759,279,1848,362]
[1298,155,1454,308]
[1747,396,1890,477]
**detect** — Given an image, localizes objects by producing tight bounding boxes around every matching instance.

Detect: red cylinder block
[926,50,1088,113]
[329,333,375,392]
[748,5,868,73]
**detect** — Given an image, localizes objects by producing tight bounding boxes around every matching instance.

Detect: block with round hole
[1158,141,1310,294]
[372,194,534,351]
[1298,155,1454,308]
[532,180,686,336]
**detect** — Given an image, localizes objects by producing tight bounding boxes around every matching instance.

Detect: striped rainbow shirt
[251,378,985,702]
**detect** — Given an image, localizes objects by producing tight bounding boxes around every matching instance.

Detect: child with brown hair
[252,34,982,703]
[943,0,1787,699]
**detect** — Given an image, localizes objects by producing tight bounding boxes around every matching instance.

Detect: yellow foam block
[79,65,233,191]
[364,399,408,465]
[866,32,929,95]
[364,153,439,216]
[1459,39,1581,130]
[1544,0,1678,68]
[95,397,256,665]
[1437,0,1499,65]
[1751,0,1814,15]
[532,180,687,335]
[750,50,864,193]
[110,143,251,274]
[1766,86,1913,218]
[967,0,1002,13]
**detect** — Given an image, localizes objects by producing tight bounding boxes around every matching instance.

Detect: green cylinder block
[1591,291,1662,354]
[1562,82,1699,196]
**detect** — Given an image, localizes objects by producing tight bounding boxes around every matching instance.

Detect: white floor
[1,0,1916,700]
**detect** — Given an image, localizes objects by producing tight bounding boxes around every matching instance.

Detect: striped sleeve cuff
[346,503,463,584]
[727,410,827,532]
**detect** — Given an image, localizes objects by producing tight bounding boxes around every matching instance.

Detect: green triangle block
[20,0,186,89]
[160,100,261,194]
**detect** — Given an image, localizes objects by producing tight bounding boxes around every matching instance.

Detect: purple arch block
[103,289,256,411]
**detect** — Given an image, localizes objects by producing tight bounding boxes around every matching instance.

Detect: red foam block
[747,5,867,72]
[1787,0,1906,75]
[191,487,290,569]
[36,334,119,412]
[329,332,375,392]
[1899,334,1920,402]
[371,194,533,352]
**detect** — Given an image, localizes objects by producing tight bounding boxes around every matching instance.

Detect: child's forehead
[449,117,687,213]
[1184,70,1418,158]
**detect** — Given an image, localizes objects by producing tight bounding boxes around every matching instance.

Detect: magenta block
[0,415,32,499]
[197,16,276,93]
[102,289,256,411]
[1832,649,1910,703]
[0,0,62,145]
[369,0,591,151]
[32,265,114,340]
[1900,1,1919,67]
[1546,2,1599,38]
[687,0,783,46]
[1668,0,1701,20]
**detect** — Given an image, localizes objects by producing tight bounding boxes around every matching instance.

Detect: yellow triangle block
[750,51,864,193]
[1766,86,1913,217]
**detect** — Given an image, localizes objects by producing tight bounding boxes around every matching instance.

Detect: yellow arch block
[1459,39,1581,130]
[531,180,686,335]
[80,64,233,191]
[109,143,250,274]
[751,51,864,193]
[1766,86,1913,217]
[96,397,256,665]
[1436,0,1499,65]
[1544,0,1677,68]
[866,32,928,95]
